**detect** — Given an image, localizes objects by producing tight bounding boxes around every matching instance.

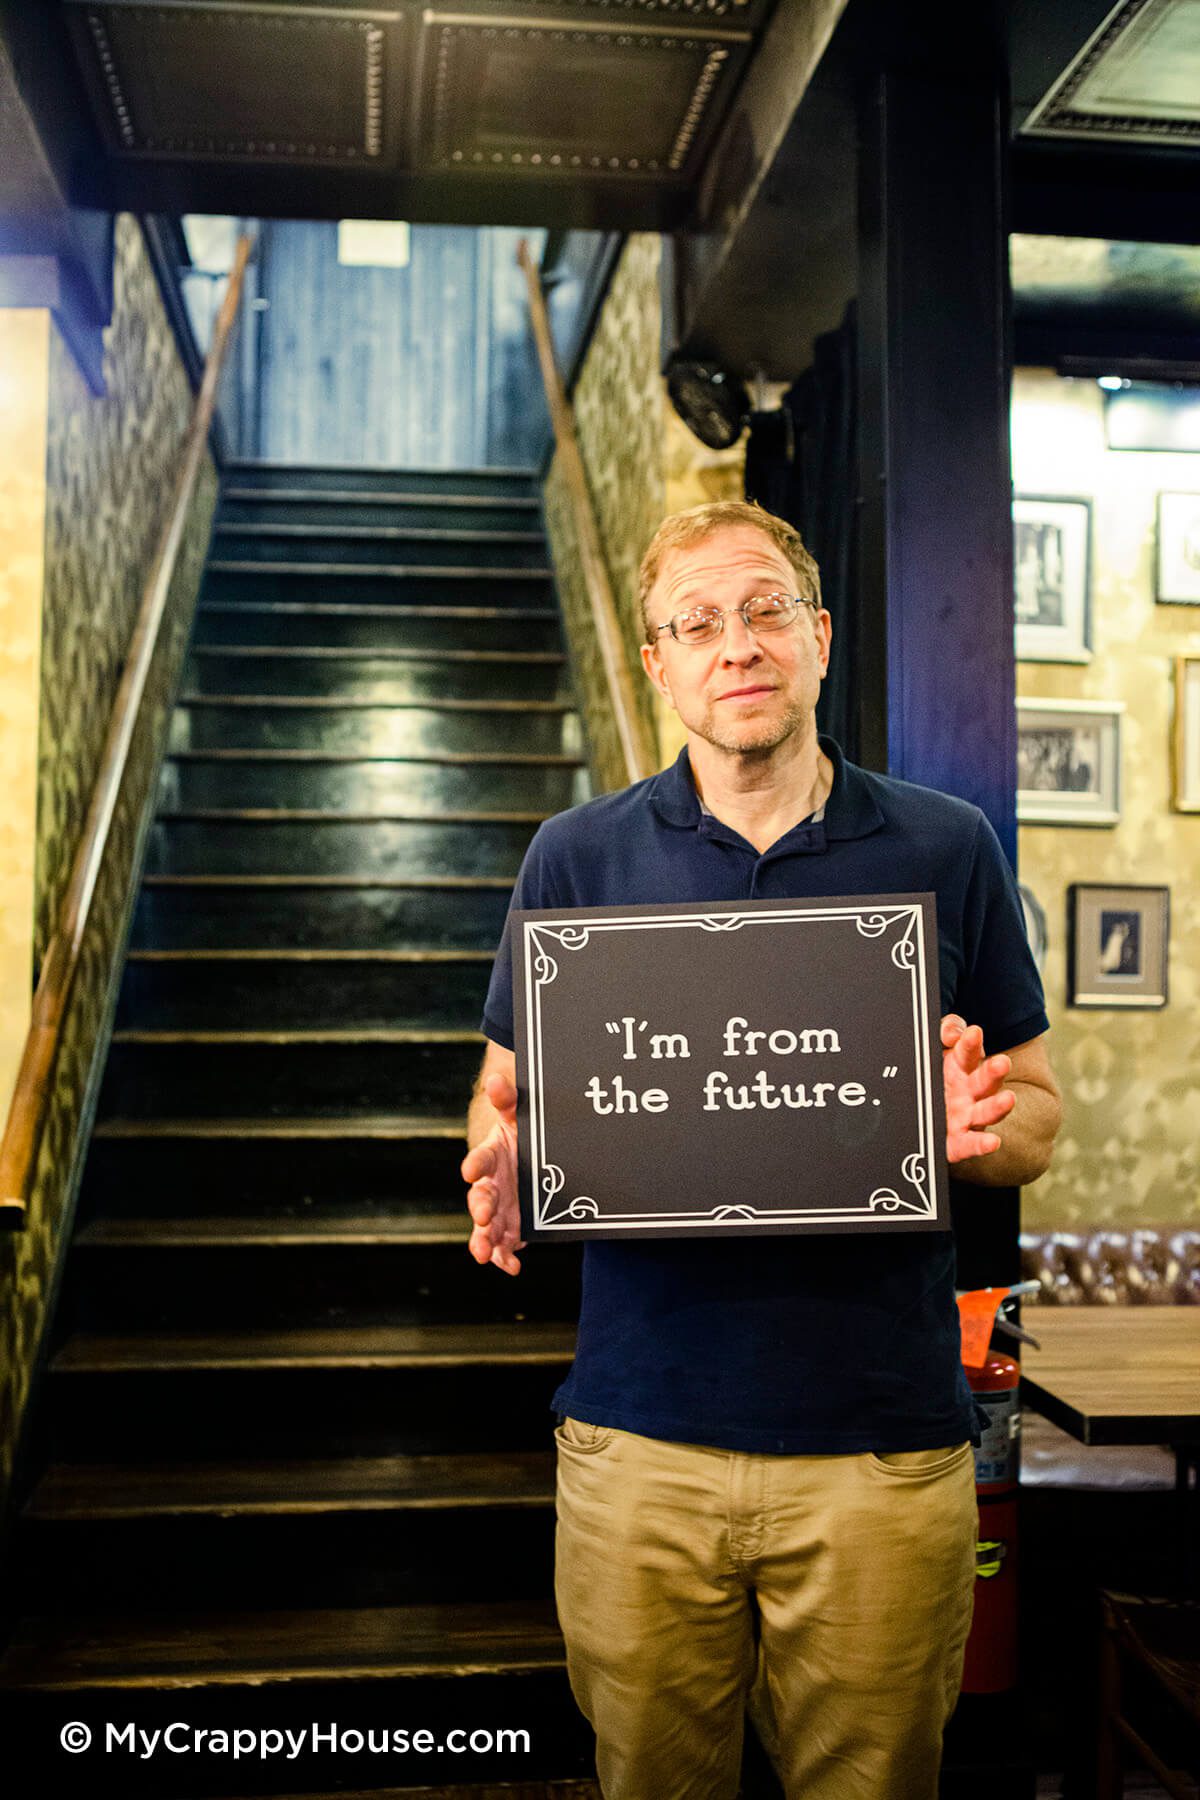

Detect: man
[462,501,1061,1800]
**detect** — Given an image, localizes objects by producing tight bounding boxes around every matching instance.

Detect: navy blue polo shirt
[482,738,1049,1455]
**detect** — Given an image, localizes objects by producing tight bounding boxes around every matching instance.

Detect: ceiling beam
[672,0,850,355]
[64,157,695,235]
[1012,141,1200,247]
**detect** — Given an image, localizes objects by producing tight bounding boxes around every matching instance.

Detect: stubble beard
[696,694,814,758]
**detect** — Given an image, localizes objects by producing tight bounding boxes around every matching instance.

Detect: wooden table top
[1018,1306,1200,1446]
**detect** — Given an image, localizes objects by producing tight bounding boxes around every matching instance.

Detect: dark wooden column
[857,27,1015,863]
[856,18,1020,1295]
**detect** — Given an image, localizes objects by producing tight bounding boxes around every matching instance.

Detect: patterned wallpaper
[0,215,218,1515]
[542,234,665,790]
[0,313,50,1120]
[1013,369,1200,1229]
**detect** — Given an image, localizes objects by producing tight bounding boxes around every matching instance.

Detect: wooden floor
[224,1786,601,1800]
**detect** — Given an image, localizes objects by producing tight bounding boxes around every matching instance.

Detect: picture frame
[1017,882,1048,977]
[1016,697,1123,826]
[1013,495,1092,662]
[1067,884,1169,1010]
[1156,492,1200,605]
[1173,655,1200,812]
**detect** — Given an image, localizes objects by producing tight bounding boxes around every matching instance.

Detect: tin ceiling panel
[66,3,403,164]
[420,12,748,178]
[456,0,766,20]
[1021,0,1200,148]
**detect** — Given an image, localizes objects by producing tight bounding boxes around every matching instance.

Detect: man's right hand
[462,1062,525,1275]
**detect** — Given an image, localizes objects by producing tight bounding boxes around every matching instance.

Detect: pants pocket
[555,1415,617,1454]
[866,1441,974,1479]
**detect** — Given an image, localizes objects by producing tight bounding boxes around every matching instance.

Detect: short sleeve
[956,814,1049,1053]
[480,824,560,1050]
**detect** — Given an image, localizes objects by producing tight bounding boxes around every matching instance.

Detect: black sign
[513,892,948,1241]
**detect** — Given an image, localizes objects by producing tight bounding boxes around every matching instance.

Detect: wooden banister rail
[0,234,254,1229]
[517,238,657,790]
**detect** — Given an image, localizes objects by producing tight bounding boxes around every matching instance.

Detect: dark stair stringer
[0,464,596,1798]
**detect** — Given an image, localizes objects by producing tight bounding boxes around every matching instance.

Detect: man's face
[639,525,832,757]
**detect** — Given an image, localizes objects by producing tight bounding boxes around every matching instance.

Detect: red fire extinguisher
[955,1283,1040,1694]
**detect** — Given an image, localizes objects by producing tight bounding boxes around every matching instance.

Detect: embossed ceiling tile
[420,14,748,177]
[1022,0,1200,147]
[452,0,767,22]
[67,4,403,164]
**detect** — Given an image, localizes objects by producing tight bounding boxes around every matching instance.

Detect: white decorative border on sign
[522,903,938,1232]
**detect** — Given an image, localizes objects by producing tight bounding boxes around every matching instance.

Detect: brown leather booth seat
[1019,1229,1200,1309]
[1014,1230,1199,1493]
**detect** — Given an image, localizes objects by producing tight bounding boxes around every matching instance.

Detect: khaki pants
[554,1418,978,1800]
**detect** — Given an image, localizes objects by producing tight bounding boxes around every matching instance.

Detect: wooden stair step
[222,486,540,512]
[190,644,565,662]
[52,1322,576,1372]
[167,749,581,765]
[222,1785,597,1800]
[125,948,495,961]
[0,1599,563,1689]
[223,459,537,475]
[207,561,552,580]
[198,601,559,620]
[27,1449,556,1519]
[155,807,550,824]
[110,1029,483,1045]
[176,691,575,712]
[140,874,511,889]
[178,695,572,712]
[215,523,545,545]
[74,1211,469,1247]
[92,1115,467,1140]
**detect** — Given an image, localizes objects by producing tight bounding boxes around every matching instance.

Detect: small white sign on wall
[337,221,411,269]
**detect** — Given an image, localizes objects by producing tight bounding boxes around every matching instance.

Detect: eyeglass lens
[670,593,800,644]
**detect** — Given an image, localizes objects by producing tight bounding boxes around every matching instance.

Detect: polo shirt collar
[647,735,885,842]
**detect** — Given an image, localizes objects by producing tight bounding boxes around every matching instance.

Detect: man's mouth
[718,685,777,702]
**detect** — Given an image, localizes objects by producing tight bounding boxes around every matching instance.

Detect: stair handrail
[517,238,657,790]
[0,233,254,1230]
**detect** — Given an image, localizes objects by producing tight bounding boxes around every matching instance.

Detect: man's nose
[720,611,762,661]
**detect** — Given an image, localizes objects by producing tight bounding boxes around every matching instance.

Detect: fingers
[489,1241,525,1276]
[467,1202,525,1274]
[483,1072,518,1118]
[947,1129,1002,1164]
[466,1175,496,1227]
[460,1140,496,1184]
[460,1108,516,1185]
[943,1020,1012,1091]
[971,1087,1016,1127]
[964,1052,1012,1097]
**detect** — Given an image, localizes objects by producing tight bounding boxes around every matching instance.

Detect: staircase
[0,465,591,1796]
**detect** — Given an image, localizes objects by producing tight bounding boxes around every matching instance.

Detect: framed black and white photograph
[1016,697,1123,826]
[1157,492,1200,605]
[1013,495,1092,661]
[1068,884,1169,1009]
[1173,655,1200,812]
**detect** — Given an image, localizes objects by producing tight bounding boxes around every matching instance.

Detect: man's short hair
[637,501,822,640]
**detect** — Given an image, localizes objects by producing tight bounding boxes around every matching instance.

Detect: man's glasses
[649,592,819,648]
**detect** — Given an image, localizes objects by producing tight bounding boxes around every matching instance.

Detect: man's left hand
[940,1014,1015,1164]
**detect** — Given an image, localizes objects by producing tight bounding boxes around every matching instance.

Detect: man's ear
[814,608,833,678]
[640,639,674,705]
